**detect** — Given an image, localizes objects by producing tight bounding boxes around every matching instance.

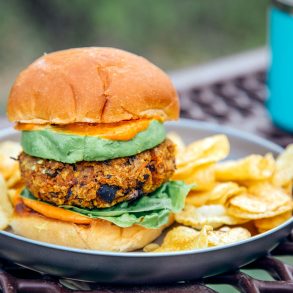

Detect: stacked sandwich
[7,47,190,251]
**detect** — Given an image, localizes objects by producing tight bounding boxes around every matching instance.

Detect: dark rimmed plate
[0,118,291,284]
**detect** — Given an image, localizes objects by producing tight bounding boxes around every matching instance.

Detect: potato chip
[0,141,21,180]
[174,164,215,191]
[152,226,199,252]
[254,211,292,233]
[186,182,244,207]
[228,203,293,220]
[0,206,9,230]
[7,189,18,205]
[234,179,267,188]
[176,135,230,168]
[272,144,293,187]
[208,226,251,247]
[167,132,185,155]
[283,181,293,195]
[143,243,160,252]
[0,174,12,230]
[6,164,21,189]
[7,183,25,205]
[152,225,212,252]
[151,225,251,252]
[249,181,292,199]
[186,190,212,207]
[0,174,13,218]
[194,225,212,249]
[175,204,246,229]
[215,153,275,182]
[229,183,291,214]
[205,182,244,205]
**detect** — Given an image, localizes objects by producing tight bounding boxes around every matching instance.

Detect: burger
[7,47,190,251]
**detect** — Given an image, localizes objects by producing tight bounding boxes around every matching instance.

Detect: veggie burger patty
[19,139,176,209]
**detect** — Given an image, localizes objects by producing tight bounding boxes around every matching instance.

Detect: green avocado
[21,120,166,163]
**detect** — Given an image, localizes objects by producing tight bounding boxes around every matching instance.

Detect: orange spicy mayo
[15,119,154,141]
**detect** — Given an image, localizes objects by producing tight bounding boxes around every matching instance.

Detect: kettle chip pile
[144,133,293,252]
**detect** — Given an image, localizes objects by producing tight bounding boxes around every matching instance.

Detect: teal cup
[268,0,293,132]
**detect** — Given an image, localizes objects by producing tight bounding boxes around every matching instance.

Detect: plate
[0,118,292,284]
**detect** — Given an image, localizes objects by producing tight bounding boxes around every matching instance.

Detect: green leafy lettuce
[21,181,191,229]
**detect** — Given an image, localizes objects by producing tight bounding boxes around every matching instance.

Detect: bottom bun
[11,211,174,252]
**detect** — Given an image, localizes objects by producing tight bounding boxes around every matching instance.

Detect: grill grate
[0,239,293,293]
[1,65,293,292]
[179,70,293,147]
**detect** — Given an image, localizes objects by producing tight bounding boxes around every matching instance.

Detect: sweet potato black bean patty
[19,139,175,208]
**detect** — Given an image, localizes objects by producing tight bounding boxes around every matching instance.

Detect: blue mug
[268,0,293,132]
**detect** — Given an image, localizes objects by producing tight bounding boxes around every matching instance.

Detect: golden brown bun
[7,47,179,124]
[11,210,174,252]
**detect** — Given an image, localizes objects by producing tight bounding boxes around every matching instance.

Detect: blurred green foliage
[0,0,268,113]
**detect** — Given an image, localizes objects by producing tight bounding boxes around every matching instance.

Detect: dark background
[0,0,268,114]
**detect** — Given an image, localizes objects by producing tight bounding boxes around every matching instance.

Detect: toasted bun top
[7,47,179,124]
